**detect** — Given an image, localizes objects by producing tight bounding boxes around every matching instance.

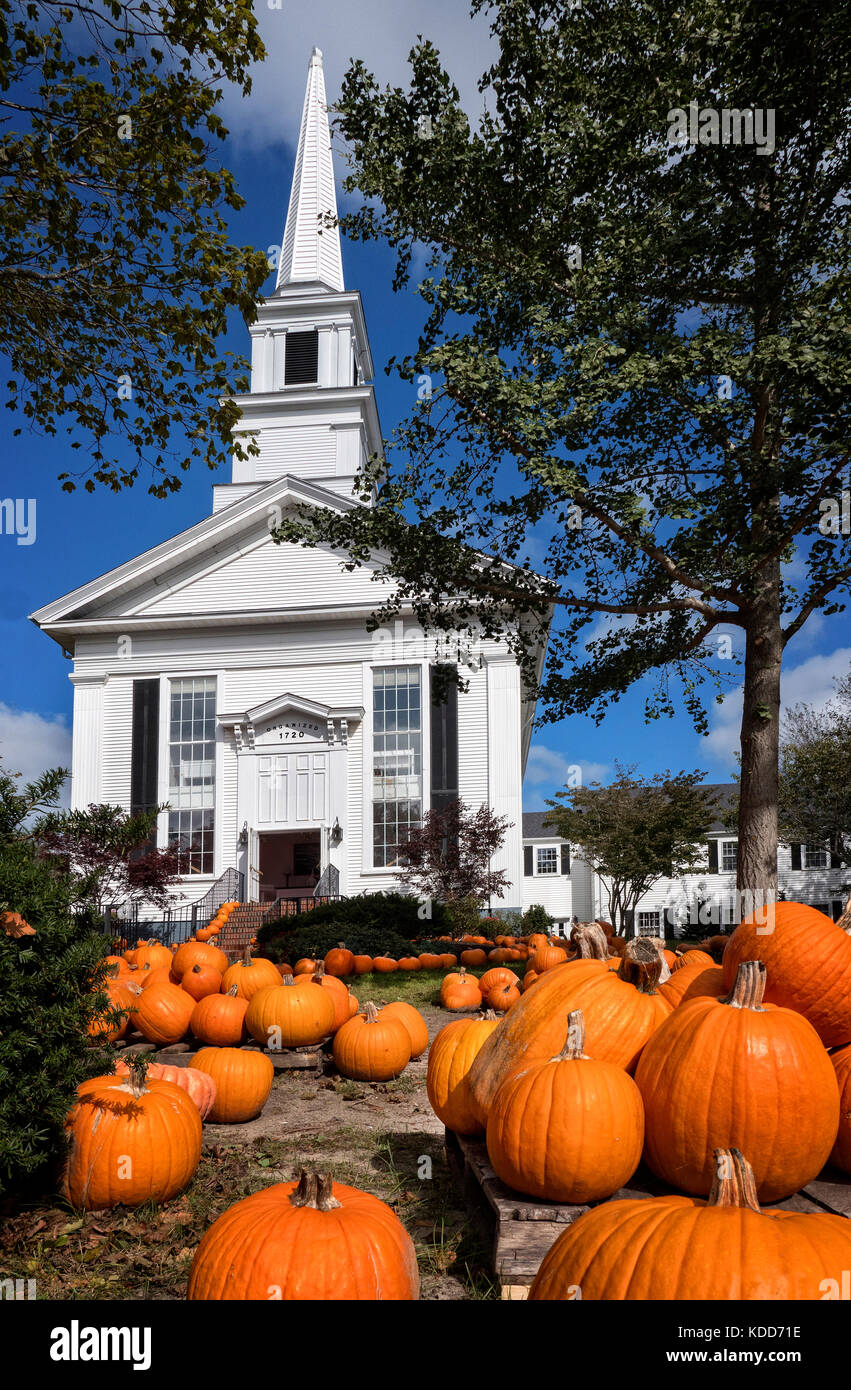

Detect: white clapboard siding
[70,682,103,809]
[458,667,489,806]
[232,425,336,484]
[224,663,362,711]
[520,871,573,923]
[99,678,133,806]
[219,732,239,877]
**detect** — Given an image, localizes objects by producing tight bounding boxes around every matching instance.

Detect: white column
[486,658,523,911]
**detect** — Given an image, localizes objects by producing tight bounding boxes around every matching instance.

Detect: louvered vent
[284,330,319,385]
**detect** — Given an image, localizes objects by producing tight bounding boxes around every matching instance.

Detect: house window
[168,677,216,875]
[638,911,661,935]
[372,666,422,867]
[804,843,828,869]
[536,846,558,875]
[721,840,738,873]
[284,330,319,385]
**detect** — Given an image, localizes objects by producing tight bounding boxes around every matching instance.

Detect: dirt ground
[0,987,498,1301]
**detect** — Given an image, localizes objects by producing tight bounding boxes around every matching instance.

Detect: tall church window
[373,666,422,867]
[284,330,319,385]
[168,677,216,874]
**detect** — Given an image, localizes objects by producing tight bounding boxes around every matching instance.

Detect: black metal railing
[106,866,245,949]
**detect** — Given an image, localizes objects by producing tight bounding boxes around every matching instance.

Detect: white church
[32,50,546,921]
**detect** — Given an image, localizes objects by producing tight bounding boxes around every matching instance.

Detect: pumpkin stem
[707,1148,762,1212]
[722,960,766,1010]
[570,922,609,960]
[363,1001,379,1024]
[313,961,326,980]
[226,985,239,997]
[479,1009,498,1020]
[554,1010,587,1061]
[289,1168,343,1211]
[282,973,295,988]
[127,1052,150,1099]
[617,938,664,993]
[242,945,253,967]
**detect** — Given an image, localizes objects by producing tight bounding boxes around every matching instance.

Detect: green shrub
[255,892,453,956]
[521,903,554,934]
[0,767,117,1197]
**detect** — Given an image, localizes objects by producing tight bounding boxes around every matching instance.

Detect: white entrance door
[257,750,328,827]
[248,827,261,902]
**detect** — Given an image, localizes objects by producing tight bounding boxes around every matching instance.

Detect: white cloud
[0,704,72,801]
[704,646,851,774]
[220,3,496,154]
[525,743,609,789]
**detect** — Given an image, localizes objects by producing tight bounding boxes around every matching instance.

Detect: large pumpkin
[221,947,282,1001]
[721,901,851,1047]
[333,1001,411,1081]
[190,987,248,1046]
[63,1062,201,1209]
[529,1148,851,1300]
[381,1002,429,1059]
[187,1170,419,1300]
[426,1012,501,1134]
[829,1043,851,1174]
[172,940,228,980]
[635,961,840,1201]
[192,1047,274,1123]
[246,974,336,1049]
[468,929,672,1117]
[294,963,350,1032]
[129,981,195,1046]
[486,1011,644,1203]
[114,1059,217,1120]
[132,941,173,973]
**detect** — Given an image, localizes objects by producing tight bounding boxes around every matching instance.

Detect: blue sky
[1,0,849,805]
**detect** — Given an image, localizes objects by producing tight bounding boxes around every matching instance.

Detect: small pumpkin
[114,1059,217,1120]
[333,1001,411,1081]
[187,1170,419,1300]
[293,956,317,976]
[530,943,569,974]
[372,954,399,973]
[381,1002,429,1059]
[418,952,442,970]
[221,946,282,1001]
[325,942,355,977]
[88,980,137,1041]
[478,967,520,996]
[486,1011,644,1203]
[172,940,228,979]
[132,941,173,973]
[190,986,248,1046]
[426,1012,501,1134]
[352,954,374,974]
[440,967,482,1012]
[529,1148,851,1300]
[246,974,336,1049]
[485,981,521,1012]
[192,1047,274,1123]
[397,956,421,972]
[129,981,195,1047]
[460,948,487,968]
[180,962,223,1002]
[671,949,715,972]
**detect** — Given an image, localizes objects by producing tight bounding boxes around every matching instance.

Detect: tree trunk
[736,561,782,908]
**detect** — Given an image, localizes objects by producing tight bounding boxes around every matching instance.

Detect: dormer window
[284,330,318,385]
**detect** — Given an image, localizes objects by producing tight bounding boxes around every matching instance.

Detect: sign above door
[218,691,364,753]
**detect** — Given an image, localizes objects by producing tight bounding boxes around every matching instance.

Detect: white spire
[276,47,345,294]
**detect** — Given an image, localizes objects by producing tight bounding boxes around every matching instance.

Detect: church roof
[276,48,344,294]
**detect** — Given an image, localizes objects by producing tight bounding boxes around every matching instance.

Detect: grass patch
[347,968,488,1009]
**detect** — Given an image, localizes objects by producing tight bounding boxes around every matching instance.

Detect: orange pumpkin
[635,961,840,1201]
[659,958,724,1008]
[372,954,399,974]
[529,1148,851,1301]
[440,967,483,1011]
[295,963,350,1032]
[418,953,442,970]
[352,955,374,975]
[190,987,248,1046]
[87,980,137,1041]
[114,1059,217,1120]
[426,1012,501,1134]
[132,941,173,973]
[129,981,195,1046]
[381,1002,429,1059]
[333,1001,411,1081]
[192,1047,274,1123]
[187,1170,419,1300]
[438,953,458,969]
[485,981,521,1012]
[530,943,569,974]
[721,901,851,1047]
[829,1043,851,1174]
[325,943,355,977]
[246,974,336,1049]
[64,1063,201,1208]
[486,1010,644,1202]
[293,957,317,976]
[671,949,715,973]
[468,929,672,1117]
[221,947,282,1001]
[478,966,520,996]
[172,940,228,979]
[137,965,174,991]
[180,962,223,1002]
[397,956,422,972]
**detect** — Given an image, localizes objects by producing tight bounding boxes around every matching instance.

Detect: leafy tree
[396,797,511,906]
[0,0,269,494]
[277,0,851,902]
[0,762,116,1196]
[37,802,183,912]
[545,765,718,935]
[778,669,851,868]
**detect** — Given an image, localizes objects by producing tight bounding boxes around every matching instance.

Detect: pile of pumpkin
[426,904,851,1300]
[89,936,431,1107]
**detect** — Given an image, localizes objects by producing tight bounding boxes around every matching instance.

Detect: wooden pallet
[117,1037,330,1074]
[445,1130,851,1300]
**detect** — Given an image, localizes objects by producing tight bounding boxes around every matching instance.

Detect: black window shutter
[830,849,841,868]
[284,330,319,385]
[131,679,160,846]
[790,843,802,870]
[429,664,458,818]
[623,909,635,932]
[524,845,533,876]
[707,840,718,873]
[560,843,570,875]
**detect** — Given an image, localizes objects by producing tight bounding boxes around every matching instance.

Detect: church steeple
[276,47,344,295]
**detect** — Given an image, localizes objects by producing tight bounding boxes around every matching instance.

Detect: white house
[521,790,850,936]
[31,50,545,922]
